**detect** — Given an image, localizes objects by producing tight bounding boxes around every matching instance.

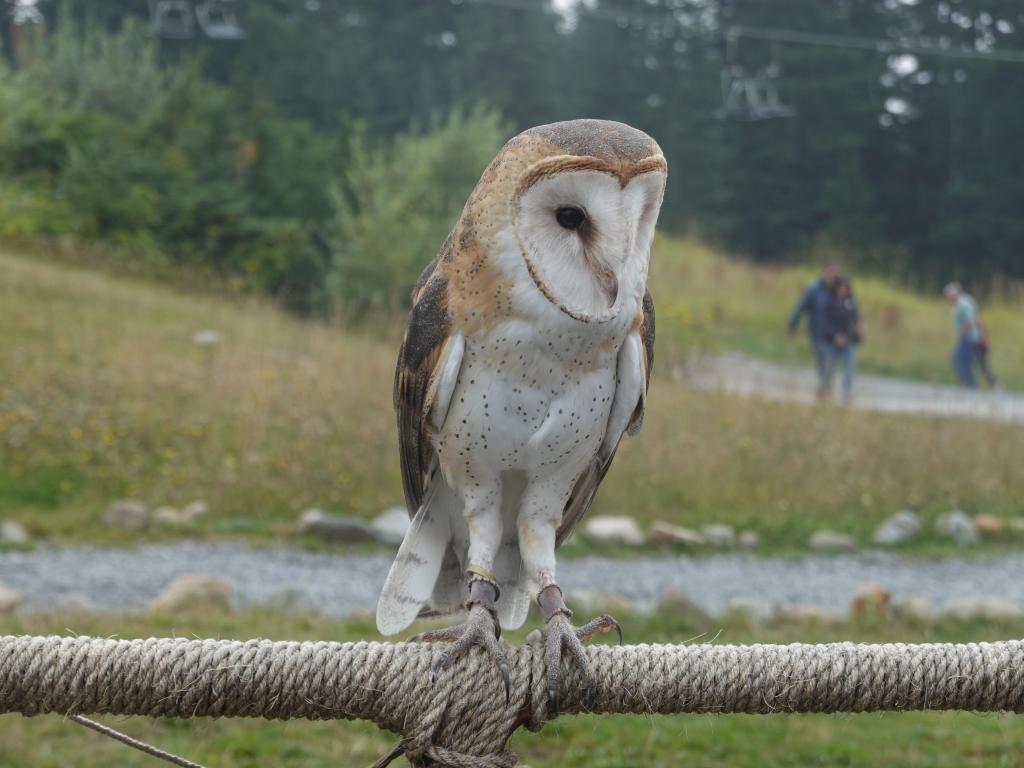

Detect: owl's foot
[410,579,510,697]
[538,583,621,716]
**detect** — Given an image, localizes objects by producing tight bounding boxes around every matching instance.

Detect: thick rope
[3,635,1024,767]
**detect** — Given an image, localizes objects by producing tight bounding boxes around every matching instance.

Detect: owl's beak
[591,261,618,306]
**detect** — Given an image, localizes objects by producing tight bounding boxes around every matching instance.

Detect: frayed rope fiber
[3,635,1024,767]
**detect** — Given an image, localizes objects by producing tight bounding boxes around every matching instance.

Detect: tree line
[2,0,1022,314]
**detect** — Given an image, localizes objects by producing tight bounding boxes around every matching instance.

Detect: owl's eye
[555,206,586,230]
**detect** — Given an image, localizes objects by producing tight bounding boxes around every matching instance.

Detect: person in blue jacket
[823,276,862,402]
[787,264,841,398]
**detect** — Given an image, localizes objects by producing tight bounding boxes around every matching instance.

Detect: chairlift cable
[460,0,1024,66]
[729,25,1024,65]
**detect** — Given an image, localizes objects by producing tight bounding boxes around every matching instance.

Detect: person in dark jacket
[823,276,862,402]
[788,264,841,398]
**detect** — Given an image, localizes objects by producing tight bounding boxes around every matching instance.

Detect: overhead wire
[460,0,1024,65]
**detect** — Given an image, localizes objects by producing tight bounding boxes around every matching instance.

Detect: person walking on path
[944,282,989,388]
[788,264,841,398]
[823,276,862,402]
[975,334,999,389]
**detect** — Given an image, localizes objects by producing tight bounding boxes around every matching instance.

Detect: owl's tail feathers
[497,579,532,630]
[494,539,532,630]
[376,491,450,636]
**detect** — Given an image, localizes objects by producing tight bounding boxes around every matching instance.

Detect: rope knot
[406,741,518,768]
[373,641,552,768]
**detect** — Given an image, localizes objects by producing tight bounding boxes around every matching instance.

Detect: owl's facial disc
[513,163,666,322]
[552,204,618,304]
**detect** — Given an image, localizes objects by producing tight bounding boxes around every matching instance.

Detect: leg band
[537,583,573,622]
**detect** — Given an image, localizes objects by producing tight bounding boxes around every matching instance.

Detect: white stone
[647,521,705,547]
[809,530,857,553]
[891,597,934,622]
[942,597,1023,622]
[298,509,373,542]
[737,530,760,549]
[727,596,777,623]
[0,520,30,545]
[872,510,920,546]
[153,506,187,526]
[103,499,148,530]
[192,329,223,347]
[582,516,646,547]
[0,584,22,614]
[149,575,233,614]
[936,510,979,546]
[778,604,835,623]
[701,524,736,547]
[181,500,210,521]
[370,507,410,547]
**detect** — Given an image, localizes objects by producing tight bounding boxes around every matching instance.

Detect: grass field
[1,242,1022,551]
[2,608,1024,767]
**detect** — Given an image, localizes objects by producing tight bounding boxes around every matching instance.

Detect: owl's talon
[576,613,622,645]
[538,585,619,716]
[413,582,510,701]
[544,612,603,716]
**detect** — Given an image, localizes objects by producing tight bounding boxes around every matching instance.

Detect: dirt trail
[684,352,1024,424]
[2,542,1023,619]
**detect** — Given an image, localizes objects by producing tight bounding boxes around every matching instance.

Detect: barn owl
[377,119,665,711]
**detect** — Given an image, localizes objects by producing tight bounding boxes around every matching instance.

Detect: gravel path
[2,541,1023,619]
[685,352,1024,424]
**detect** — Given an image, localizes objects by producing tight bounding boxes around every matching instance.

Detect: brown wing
[394,262,453,517]
[555,290,654,546]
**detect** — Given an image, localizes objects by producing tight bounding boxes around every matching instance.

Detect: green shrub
[327,105,507,317]
[1,21,507,317]
[0,16,336,312]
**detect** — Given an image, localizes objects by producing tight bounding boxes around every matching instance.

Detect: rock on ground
[647,522,705,547]
[149,574,233,614]
[778,604,836,623]
[809,530,857,553]
[181,500,209,521]
[0,520,30,545]
[941,597,1023,622]
[104,499,148,530]
[850,582,891,619]
[0,583,21,613]
[370,507,410,547]
[701,524,736,547]
[973,514,1005,537]
[737,531,760,549]
[872,510,920,546]
[891,597,934,622]
[727,596,777,623]
[192,329,223,347]
[937,511,979,546]
[153,506,187,526]
[583,516,645,547]
[298,509,374,543]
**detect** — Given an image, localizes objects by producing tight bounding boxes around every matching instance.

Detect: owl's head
[496,120,666,323]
